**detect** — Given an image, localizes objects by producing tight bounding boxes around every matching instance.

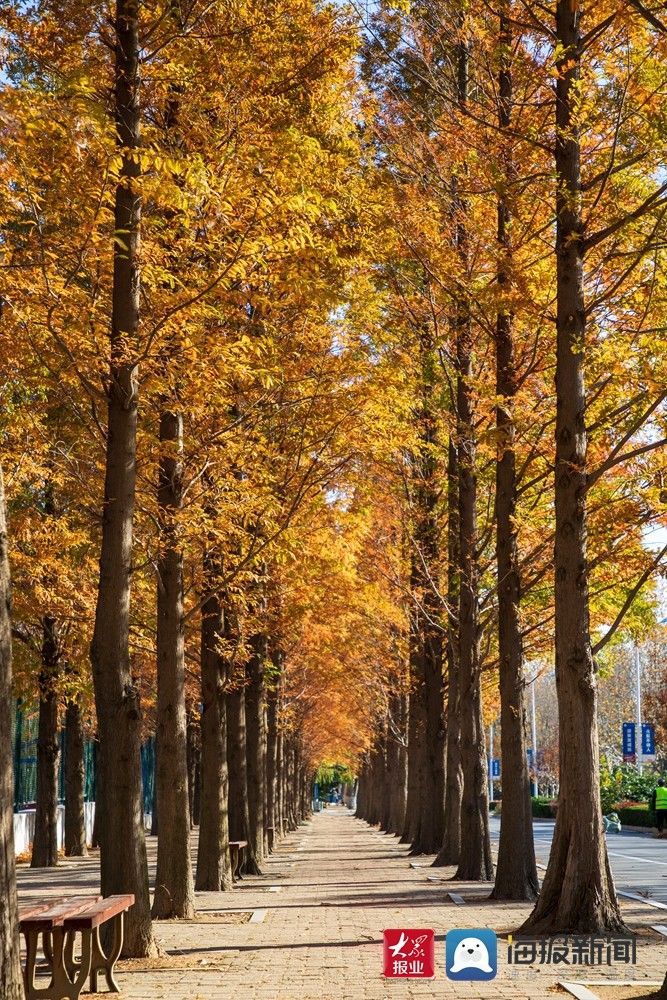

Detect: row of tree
[353,0,667,953]
[0,1,393,994]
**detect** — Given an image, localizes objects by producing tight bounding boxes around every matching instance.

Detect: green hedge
[615,804,654,828]
[530,797,656,827]
[531,797,557,818]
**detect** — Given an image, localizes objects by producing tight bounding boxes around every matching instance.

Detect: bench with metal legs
[64,895,134,994]
[229,840,248,880]
[19,894,134,1000]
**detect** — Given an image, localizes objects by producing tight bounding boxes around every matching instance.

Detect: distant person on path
[650,779,667,836]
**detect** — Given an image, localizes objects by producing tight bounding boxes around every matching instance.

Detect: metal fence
[12,701,155,816]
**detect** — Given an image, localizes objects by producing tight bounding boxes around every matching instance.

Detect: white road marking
[607,850,667,867]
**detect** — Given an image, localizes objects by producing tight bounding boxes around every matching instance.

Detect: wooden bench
[229,840,248,880]
[19,893,134,1000]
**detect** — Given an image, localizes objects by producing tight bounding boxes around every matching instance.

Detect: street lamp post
[635,642,643,775]
[489,723,494,803]
[531,675,538,797]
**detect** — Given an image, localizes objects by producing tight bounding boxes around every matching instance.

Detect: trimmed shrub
[532,797,557,818]
[615,803,654,828]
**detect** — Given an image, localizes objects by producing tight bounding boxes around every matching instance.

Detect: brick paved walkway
[16,807,667,999]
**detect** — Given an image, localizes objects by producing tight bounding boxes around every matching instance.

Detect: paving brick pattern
[16,808,667,999]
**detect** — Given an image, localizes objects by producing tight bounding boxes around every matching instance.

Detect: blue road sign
[623,722,636,761]
[491,759,500,779]
[642,723,655,756]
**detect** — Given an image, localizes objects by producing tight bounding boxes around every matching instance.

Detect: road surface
[490,815,667,905]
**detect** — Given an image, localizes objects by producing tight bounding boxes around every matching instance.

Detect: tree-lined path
[2,1,667,997]
[15,807,667,999]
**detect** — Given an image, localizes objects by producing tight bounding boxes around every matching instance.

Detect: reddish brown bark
[0,464,24,999]
[520,0,624,933]
[89,0,155,956]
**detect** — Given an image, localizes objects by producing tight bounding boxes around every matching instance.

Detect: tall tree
[32,484,62,869]
[153,407,195,918]
[453,19,493,883]
[520,0,624,932]
[31,614,61,868]
[227,675,261,874]
[435,439,462,866]
[195,548,233,892]
[89,0,155,955]
[245,627,268,865]
[64,693,87,857]
[490,6,538,902]
[0,463,24,999]
[408,325,445,854]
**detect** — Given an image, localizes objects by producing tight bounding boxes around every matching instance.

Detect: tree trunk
[91,738,100,850]
[227,680,261,873]
[32,616,60,869]
[519,0,623,934]
[153,409,195,918]
[0,464,25,999]
[434,439,462,866]
[455,294,492,881]
[368,750,380,824]
[64,698,87,857]
[383,721,396,832]
[372,725,388,828]
[284,739,297,830]
[266,665,280,850]
[490,10,538,902]
[400,691,421,843]
[276,720,284,835]
[452,26,493,882]
[387,693,407,834]
[150,738,158,837]
[195,555,232,891]
[193,752,201,826]
[381,721,394,832]
[280,733,290,829]
[356,757,367,818]
[396,697,408,831]
[409,329,445,855]
[89,0,155,956]
[245,630,267,864]
[186,706,199,829]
